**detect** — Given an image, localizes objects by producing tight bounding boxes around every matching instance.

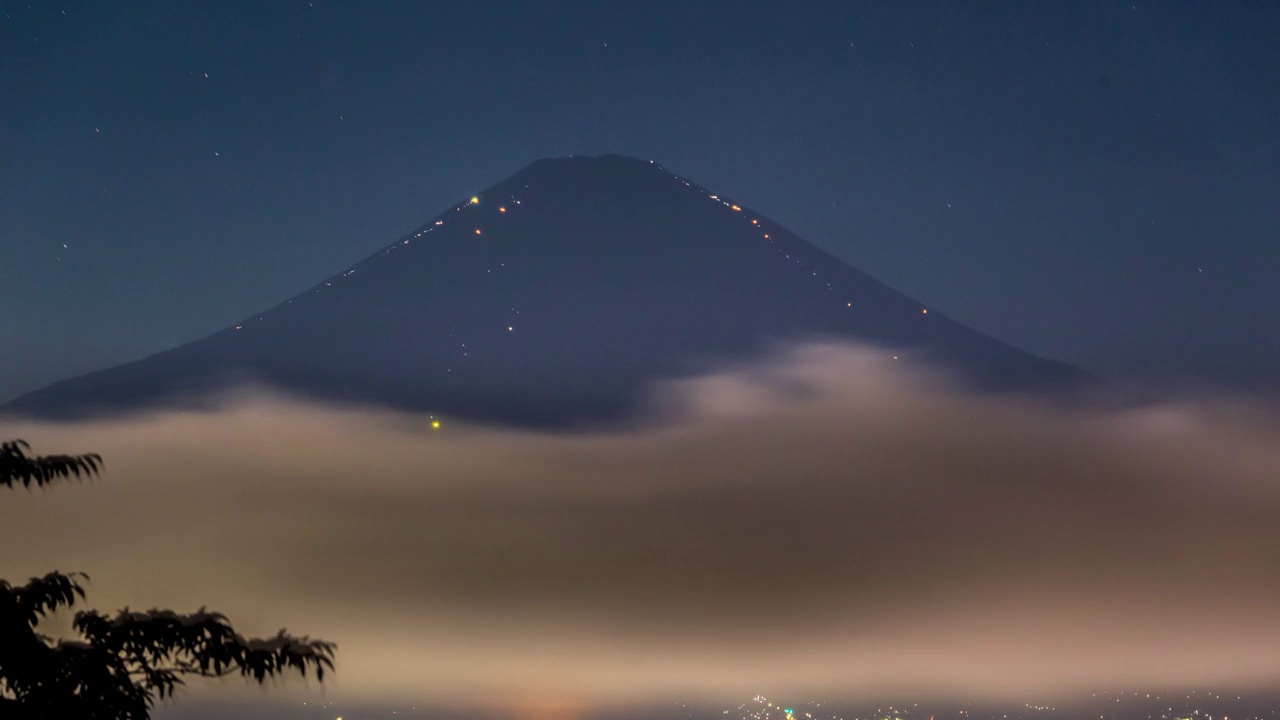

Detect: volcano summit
[5,154,1087,425]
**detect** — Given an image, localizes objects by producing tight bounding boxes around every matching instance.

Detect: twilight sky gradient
[3,0,1279,401]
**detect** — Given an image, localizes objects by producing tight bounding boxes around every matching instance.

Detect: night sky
[6,3,1280,720]
[4,0,1278,402]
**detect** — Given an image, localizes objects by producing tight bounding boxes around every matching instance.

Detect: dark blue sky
[3,0,1277,401]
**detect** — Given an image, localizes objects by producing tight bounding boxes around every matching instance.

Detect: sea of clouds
[3,342,1280,713]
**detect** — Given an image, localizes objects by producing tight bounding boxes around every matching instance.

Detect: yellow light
[431,421,440,430]
[751,219,758,224]
[470,196,479,204]
[922,308,928,314]
[731,204,742,211]
[499,206,506,213]
[763,234,769,239]
[475,228,482,235]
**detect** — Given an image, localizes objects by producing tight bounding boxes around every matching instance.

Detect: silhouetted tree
[0,439,335,719]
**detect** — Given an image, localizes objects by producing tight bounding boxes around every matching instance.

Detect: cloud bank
[3,342,1280,710]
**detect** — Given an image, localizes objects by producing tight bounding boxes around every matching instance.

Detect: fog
[3,342,1279,711]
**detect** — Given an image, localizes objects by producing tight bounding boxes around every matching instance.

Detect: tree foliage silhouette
[0,439,335,719]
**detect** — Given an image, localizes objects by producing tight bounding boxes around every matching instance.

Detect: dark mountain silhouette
[5,154,1090,426]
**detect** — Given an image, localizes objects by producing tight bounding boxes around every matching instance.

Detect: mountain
[4,154,1090,425]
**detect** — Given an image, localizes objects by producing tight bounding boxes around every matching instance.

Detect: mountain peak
[3,155,1089,425]
[535,152,660,166]
[507,154,673,188]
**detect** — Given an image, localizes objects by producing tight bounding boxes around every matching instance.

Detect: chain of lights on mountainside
[226,159,932,429]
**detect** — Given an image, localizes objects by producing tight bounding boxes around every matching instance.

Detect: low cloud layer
[3,342,1280,710]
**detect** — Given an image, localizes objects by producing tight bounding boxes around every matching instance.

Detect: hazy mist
[3,342,1279,711]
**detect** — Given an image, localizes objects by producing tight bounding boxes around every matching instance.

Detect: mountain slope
[4,154,1089,425]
